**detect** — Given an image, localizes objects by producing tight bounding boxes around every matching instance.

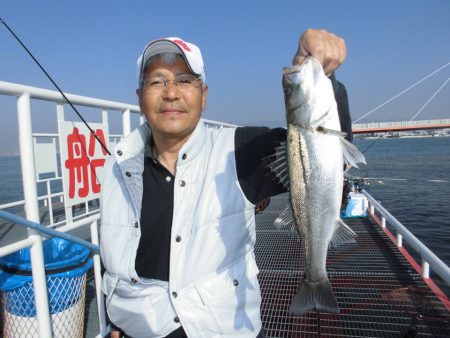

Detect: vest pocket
[103,275,178,337]
[193,255,262,335]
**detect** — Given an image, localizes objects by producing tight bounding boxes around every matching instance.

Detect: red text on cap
[173,39,191,52]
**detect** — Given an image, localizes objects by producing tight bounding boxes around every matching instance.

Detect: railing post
[47,180,54,226]
[422,260,430,278]
[381,216,386,228]
[123,109,131,137]
[139,114,146,125]
[17,93,53,337]
[102,110,108,125]
[396,233,403,248]
[57,103,73,224]
[91,220,108,336]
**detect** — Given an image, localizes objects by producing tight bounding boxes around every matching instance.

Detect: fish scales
[289,123,343,281]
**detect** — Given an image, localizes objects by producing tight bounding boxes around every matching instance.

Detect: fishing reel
[342,176,365,207]
[345,177,365,193]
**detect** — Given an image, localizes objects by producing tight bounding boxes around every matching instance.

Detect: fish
[269,56,366,315]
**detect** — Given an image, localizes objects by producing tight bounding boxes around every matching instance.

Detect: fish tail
[289,278,340,315]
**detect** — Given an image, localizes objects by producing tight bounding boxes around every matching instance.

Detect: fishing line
[0,17,111,155]
[353,177,450,185]
[410,78,450,121]
[353,62,450,123]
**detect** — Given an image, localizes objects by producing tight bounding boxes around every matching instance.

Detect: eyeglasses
[141,74,202,93]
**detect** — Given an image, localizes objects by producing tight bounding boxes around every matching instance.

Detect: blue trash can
[0,237,92,338]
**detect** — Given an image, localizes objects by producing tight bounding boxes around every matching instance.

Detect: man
[100,29,349,338]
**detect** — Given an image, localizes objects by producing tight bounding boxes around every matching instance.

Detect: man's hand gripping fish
[269,56,366,315]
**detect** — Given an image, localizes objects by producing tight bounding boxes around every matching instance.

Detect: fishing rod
[0,17,111,155]
[347,176,450,185]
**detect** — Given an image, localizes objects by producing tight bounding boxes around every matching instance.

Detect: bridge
[352,118,450,134]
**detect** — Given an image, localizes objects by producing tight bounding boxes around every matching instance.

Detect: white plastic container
[344,192,368,217]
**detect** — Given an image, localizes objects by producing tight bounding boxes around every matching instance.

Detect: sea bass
[270,56,365,315]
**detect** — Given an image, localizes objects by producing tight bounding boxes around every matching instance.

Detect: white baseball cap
[137,37,206,84]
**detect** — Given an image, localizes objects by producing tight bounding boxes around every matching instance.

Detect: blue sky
[0,0,449,155]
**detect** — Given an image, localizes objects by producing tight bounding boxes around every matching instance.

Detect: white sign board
[58,121,110,208]
[33,138,58,180]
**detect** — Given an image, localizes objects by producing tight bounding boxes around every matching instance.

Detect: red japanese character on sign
[88,129,107,194]
[64,127,107,199]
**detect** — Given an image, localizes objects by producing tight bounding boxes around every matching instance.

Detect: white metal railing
[363,190,450,285]
[0,80,143,337]
[0,80,235,337]
[0,80,141,112]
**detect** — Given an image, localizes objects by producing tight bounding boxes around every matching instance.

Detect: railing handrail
[0,210,99,252]
[363,190,450,285]
[0,191,64,210]
[0,80,141,112]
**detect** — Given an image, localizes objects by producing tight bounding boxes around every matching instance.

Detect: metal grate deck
[256,194,450,337]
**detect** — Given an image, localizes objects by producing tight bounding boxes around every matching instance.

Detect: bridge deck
[352,119,450,134]
[352,124,450,134]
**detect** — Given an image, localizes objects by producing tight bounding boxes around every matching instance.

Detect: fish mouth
[283,64,302,76]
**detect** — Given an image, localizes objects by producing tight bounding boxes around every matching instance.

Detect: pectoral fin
[316,126,366,168]
[266,141,290,189]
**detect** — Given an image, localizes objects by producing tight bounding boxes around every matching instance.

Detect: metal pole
[47,180,54,226]
[422,260,430,279]
[122,109,131,137]
[139,114,146,125]
[17,93,53,337]
[0,210,99,252]
[396,233,403,248]
[91,220,108,336]
[0,237,35,258]
[56,103,73,224]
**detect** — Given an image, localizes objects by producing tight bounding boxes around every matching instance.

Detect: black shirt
[136,157,175,281]
[135,126,287,280]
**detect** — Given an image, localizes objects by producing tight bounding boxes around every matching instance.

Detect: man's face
[137,57,208,142]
